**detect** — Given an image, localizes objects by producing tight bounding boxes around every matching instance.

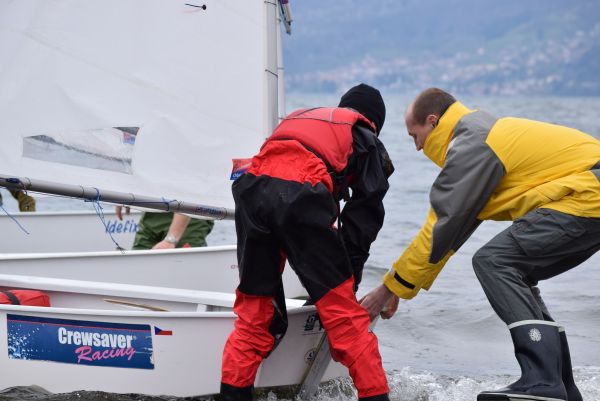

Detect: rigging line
[185,3,207,10]
[162,197,173,212]
[86,188,124,252]
[0,204,30,235]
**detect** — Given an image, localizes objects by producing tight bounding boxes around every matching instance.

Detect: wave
[3,367,597,400]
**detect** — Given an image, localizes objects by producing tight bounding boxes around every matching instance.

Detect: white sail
[0,0,279,215]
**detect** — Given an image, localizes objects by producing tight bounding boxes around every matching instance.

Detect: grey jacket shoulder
[429,110,505,263]
[452,110,498,145]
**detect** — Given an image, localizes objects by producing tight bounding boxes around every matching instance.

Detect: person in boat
[115,207,213,249]
[361,87,600,401]
[0,189,36,212]
[221,83,395,401]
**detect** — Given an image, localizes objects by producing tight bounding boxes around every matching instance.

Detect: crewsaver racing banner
[7,314,154,369]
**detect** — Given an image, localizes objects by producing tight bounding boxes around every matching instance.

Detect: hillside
[282,0,600,95]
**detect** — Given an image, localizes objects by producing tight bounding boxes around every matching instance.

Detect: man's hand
[152,240,176,250]
[380,293,399,320]
[115,205,130,221]
[360,284,398,321]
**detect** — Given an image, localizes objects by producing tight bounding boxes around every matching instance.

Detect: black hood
[338,83,386,134]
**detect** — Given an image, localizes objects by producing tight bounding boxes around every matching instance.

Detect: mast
[265,0,279,135]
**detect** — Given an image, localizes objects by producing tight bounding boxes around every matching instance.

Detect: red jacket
[248,107,376,192]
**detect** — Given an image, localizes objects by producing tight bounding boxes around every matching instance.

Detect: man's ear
[427,114,439,128]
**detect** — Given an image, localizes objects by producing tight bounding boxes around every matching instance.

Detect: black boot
[559,327,583,401]
[358,394,390,401]
[478,321,567,401]
[220,382,253,401]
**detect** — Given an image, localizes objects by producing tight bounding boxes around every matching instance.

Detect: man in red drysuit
[221,84,394,401]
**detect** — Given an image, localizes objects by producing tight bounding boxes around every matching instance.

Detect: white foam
[256,367,600,401]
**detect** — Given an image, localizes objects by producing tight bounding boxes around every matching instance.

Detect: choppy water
[1,94,599,400]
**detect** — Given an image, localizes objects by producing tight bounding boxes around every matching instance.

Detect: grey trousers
[473,208,600,325]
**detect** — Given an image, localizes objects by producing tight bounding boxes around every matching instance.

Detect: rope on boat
[0,204,30,235]
[87,187,124,252]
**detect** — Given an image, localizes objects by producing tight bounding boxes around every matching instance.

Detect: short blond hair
[411,88,456,125]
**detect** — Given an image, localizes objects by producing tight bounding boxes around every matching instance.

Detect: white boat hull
[0,275,346,397]
[0,211,140,253]
[0,246,307,300]
[0,211,307,299]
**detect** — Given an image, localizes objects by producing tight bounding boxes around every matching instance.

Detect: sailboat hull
[0,211,140,253]
[0,212,307,299]
[0,275,346,397]
[0,246,307,300]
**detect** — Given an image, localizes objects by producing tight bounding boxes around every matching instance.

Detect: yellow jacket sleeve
[383,208,453,299]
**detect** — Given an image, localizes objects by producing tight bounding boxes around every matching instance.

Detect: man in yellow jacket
[362,88,600,401]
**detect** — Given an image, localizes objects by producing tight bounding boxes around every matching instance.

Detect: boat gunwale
[0,244,237,260]
[0,274,311,317]
[0,303,315,318]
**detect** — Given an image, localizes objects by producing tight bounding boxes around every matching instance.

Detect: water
[1,94,599,400]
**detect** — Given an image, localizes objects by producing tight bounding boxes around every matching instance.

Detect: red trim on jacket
[247,140,334,191]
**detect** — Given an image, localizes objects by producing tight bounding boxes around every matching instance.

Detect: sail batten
[0,0,277,213]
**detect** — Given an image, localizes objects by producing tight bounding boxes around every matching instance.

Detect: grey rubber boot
[478,321,567,401]
[559,327,583,401]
